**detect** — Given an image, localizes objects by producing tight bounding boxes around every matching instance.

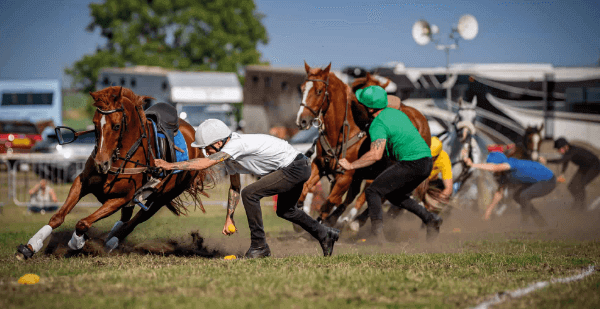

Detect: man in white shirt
[155,119,339,258]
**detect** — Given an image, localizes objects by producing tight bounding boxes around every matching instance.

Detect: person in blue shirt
[464,152,556,226]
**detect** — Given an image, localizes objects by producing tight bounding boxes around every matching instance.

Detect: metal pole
[446,47,452,111]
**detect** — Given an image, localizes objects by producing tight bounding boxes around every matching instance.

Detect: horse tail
[168,169,215,216]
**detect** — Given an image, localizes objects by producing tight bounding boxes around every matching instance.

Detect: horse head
[296,61,333,130]
[351,72,390,93]
[524,123,544,161]
[89,86,153,174]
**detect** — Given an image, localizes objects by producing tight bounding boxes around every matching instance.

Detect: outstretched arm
[155,152,231,171]
[223,174,241,236]
[338,138,386,170]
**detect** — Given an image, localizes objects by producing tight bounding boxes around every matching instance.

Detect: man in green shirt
[338,86,443,243]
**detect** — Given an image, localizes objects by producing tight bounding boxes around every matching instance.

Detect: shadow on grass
[43,228,226,259]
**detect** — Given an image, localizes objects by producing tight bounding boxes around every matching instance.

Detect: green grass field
[0,182,599,308]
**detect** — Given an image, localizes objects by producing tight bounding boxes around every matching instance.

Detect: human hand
[154,159,171,170]
[222,218,236,236]
[338,158,353,170]
[538,156,547,164]
[463,157,473,167]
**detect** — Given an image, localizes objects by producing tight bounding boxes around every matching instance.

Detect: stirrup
[133,177,161,211]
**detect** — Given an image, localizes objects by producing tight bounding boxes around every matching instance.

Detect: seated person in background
[464,152,555,226]
[28,179,58,213]
[421,136,453,214]
[539,137,600,211]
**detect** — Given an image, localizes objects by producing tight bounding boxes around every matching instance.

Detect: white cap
[191,119,232,148]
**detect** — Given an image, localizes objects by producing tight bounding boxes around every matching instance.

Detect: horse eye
[317,89,322,95]
[112,124,121,131]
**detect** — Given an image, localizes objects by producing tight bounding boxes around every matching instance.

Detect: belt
[294,153,308,161]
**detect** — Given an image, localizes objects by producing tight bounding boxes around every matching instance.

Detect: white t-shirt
[220,132,300,176]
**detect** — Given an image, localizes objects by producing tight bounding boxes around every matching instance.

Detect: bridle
[95,100,157,177]
[300,75,330,120]
[300,74,366,180]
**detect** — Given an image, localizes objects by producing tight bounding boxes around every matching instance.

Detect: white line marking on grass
[471,265,596,309]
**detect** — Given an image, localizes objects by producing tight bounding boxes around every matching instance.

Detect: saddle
[145,103,180,162]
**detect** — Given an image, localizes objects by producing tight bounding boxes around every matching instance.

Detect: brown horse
[295,63,431,226]
[507,124,544,161]
[16,86,210,260]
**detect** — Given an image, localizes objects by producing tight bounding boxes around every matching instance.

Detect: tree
[66,0,269,92]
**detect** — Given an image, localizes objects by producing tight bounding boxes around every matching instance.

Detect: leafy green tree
[66,0,268,92]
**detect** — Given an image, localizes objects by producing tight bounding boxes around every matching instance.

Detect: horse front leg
[66,196,132,253]
[319,171,354,225]
[297,162,322,210]
[16,175,88,260]
[105,200,164,252]
[105,206,134,243]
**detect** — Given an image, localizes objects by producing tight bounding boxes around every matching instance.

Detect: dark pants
[568,166,600,210]
[241,155,326,247]
[514,176,556,224]
[365,157,433,223]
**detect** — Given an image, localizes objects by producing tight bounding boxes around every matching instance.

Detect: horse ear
[381,78,391,89]
[538,123,544,132]
[136,95,155,106]
[112,86,123,102]
[471,96,478,108]
[458,97,463,107]
[366,72,372,79]
[89,91,96,101]
[304,61,311,74]
[323,62,331,75]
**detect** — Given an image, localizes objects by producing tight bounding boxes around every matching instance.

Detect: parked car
[0,120,43,154]
[31,131,95,183]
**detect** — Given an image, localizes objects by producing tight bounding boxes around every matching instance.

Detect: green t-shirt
[368,108,431,161]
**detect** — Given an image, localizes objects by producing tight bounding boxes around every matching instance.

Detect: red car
[0,120,43,154]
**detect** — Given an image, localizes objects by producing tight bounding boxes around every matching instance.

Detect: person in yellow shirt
[422,137,454,213]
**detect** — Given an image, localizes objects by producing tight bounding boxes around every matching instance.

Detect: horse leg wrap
[105,237,119,253]
[27,225,52,253]
[68,232,85,251]
[106,221,124,242]
[303,193,314,214]
[338,207,358,224]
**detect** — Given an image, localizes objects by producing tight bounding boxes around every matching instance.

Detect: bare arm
[28,183,40,195]
[223,174,241,235]
[441,178,453,197]
[155,152,231,171]
[49,188,58,203]
[484,186,505,220]
[465,157,511,173]
[338,139,386,170]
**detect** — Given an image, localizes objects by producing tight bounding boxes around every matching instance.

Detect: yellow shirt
[429,150,453,181]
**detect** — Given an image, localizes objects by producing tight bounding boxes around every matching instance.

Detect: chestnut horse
[16,86,210,260]
[295,63,431,226]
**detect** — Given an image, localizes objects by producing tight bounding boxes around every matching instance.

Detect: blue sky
[1,0,599,87]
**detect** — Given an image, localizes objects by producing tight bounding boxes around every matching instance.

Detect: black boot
[244,244,271,259]
[319,227,340,257]
[370,219,386,245]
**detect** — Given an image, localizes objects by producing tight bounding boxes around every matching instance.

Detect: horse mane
[89,86,153,110]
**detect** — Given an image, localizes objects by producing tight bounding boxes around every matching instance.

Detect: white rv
[96,66,242,131]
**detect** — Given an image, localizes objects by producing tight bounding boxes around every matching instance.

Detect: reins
[304,75,366,180]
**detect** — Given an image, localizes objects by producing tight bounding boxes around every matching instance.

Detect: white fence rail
[0,154,265,211]
[0,153,99,208]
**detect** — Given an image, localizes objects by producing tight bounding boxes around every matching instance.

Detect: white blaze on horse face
[99,115,106,150]
[296,81,314,127]
[531,133,540,161]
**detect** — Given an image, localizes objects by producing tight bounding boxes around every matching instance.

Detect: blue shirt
[505,158,554,183]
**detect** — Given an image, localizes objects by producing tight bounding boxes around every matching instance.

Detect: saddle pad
[173,130,189,162]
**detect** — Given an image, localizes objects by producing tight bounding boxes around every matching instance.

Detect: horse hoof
[15,244,34,261]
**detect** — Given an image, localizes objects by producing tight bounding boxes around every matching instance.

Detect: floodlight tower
[412,14,478,111]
